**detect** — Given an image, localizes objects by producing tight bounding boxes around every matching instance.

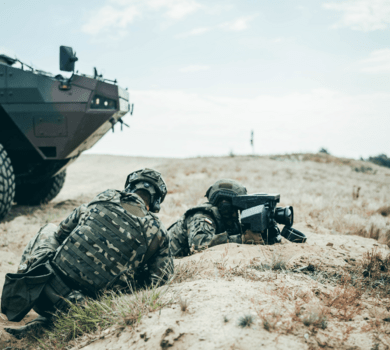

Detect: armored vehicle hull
[0,48,130,220]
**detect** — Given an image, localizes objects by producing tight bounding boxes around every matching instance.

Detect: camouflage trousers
[18,223,60,274]
[17,223,85,316]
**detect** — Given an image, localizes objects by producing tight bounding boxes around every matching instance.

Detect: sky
[1,0,389,159]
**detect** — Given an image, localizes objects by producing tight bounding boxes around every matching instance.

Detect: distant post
[250,130,254,155]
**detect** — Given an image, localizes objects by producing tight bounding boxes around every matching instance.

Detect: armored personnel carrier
[0,46,130,220]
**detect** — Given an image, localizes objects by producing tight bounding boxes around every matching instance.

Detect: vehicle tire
[15,170,67,205]
[0,144,16,221]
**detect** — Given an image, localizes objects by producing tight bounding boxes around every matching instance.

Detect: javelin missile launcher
[0,46,131,220]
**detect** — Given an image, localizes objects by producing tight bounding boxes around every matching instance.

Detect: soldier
[2,168,173,338]
[168,179,264,257]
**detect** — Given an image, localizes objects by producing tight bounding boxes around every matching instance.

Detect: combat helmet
[125,168,167,213]
[205,179,247,206]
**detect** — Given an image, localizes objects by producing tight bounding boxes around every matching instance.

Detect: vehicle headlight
[90,95,117,110]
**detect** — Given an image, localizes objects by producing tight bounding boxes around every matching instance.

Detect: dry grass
[170,260,203,284]
[31,257,207,348]
[242,247,390,349]
[358,249,390,296]
[32,283,175,350]
[301,308,328,329]
[303,248,390,298]
[323,276,363,321]
[179,297,189,312]
[259,309,282,331]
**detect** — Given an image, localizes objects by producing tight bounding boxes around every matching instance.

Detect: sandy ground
[0,154,389,349]
[74,231,389,350]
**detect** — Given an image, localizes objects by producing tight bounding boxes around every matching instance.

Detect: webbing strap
[80,224,128,267]
[87,215,138,258]
[58,250,100,293]
[99,206,146,245]
[65,243,114,283]
[89,211,141,254]
[105,202,142,226]
[143,233,160,262]
[106,205,150,257]
[70,234,120,276]
[49,270,72,298]
[102,205,147,244]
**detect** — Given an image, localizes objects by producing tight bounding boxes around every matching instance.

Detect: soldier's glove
[208,232,229,248]
[241,229,265,245]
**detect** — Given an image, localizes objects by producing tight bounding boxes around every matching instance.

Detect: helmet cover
[205,179,247,206]
[125,168,167,212]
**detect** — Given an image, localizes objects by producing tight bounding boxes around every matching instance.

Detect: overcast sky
[1,0,389,158]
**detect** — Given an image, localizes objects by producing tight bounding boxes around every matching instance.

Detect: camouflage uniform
[168,203,242,257]
[16,189,172,304]
[17,224,60,273]
[169,178,266,258]
[3,168,171,339]
[18,205,89,273]
[52,189,173,293]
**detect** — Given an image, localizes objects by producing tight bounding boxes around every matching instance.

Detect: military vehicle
[0,46,131,220]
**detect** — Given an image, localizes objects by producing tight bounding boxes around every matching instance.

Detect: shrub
[318,148,330,155]
[354,165,375,173]
[368,154,390,168]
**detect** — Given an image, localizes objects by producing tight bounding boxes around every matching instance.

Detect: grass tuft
[271,252,287,271]
[237,315,254,328]
[259,310,281,332]
[35,283,175,349]
[377,205,390,217]
[171,261,201,284]
[179,297,189,312]
[302,310,328,329]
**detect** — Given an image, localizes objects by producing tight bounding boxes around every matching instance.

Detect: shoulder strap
[184,203,224,232]
[143,234,160,262]
[88,189,121,206]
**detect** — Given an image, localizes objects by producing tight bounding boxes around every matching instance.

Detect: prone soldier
[2,168,173,338]
[168,179,306,258]
[168,179,264,257]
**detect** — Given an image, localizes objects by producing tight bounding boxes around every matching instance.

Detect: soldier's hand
[241,229,265,245]
[208,232,228,248]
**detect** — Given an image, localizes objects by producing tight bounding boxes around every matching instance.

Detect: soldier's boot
[4,315,51,339]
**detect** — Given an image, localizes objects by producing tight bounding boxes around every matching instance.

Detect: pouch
[1,262,53,322]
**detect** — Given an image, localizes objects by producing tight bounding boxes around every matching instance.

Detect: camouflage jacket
[54,189,173,291]
[168,203,242,257]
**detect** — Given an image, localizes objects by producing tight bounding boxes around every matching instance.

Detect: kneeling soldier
[2,168,173,338]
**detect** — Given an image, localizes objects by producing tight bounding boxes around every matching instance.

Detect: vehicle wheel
[15,171,67,205]
[0,144,16,221]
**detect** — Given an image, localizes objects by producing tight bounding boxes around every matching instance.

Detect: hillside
[0,154,389,350]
